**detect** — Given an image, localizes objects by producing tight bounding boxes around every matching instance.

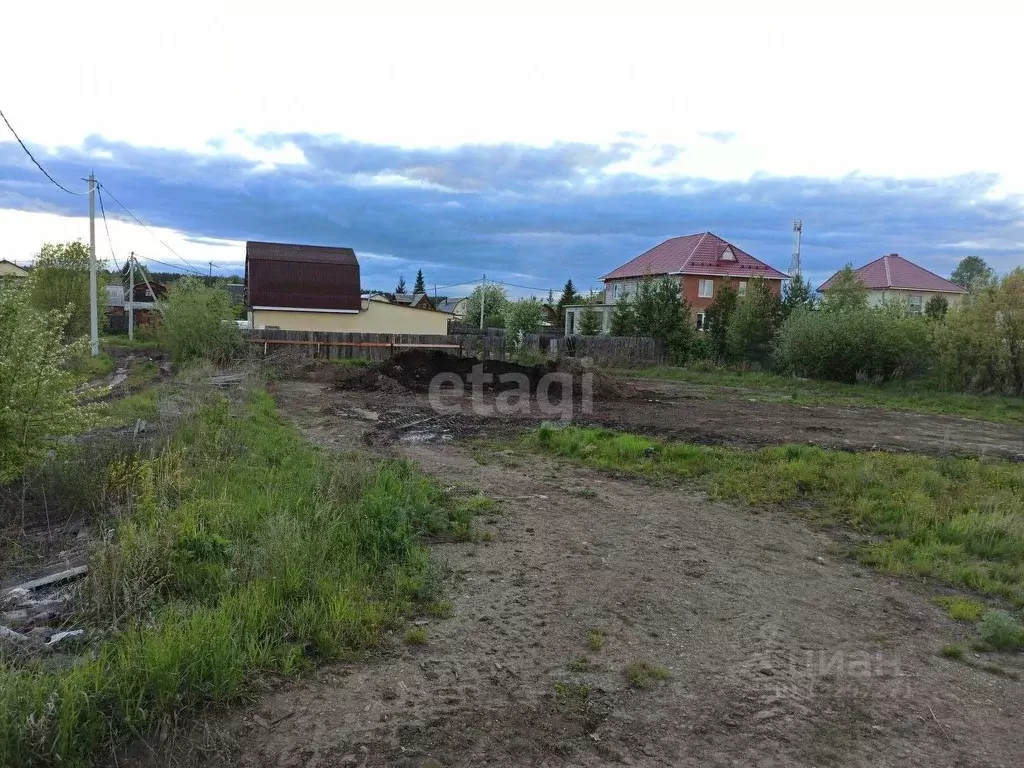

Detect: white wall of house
[866,289,963,313]
[564,304,614,335]
[604,279,642,303]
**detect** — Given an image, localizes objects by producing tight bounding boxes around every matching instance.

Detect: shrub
[774,307,932,384]
[28,241,106,339]
[0,280,87,486]
[978,610,1024,651]
[609,297,637,336]
[504,298,545,346]
[577,296,602,335]
[159,278,241,364]
[633,275,694,364]
[726,277,782,366]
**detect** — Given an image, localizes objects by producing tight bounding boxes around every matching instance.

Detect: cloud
[700,131,736,144]
[2,133,1023,295]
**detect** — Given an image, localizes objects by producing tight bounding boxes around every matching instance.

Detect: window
[567,310,576,334]
[696,312,707,331]
[612,283,621,299]
[698,279,714,298]
[908,295,923,315]
[738,281,747,296]
[721,247,736,261]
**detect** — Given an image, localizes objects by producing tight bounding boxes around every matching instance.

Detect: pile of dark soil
[334,350,635,400]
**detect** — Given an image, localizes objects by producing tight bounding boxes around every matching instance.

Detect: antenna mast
[789,219,803,277]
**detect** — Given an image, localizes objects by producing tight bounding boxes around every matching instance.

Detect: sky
[2,0,1023,295]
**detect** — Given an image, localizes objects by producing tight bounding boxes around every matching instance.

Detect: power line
[97,183,207,276]
[131,250,204,275]
[96,186,121,273]
[0,107,89,196]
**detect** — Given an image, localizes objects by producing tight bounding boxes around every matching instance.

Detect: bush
[725,278,782,366]
[28,241,107,339]
[504,298,545,346]
[159,278,241,364]
[0,280,87,486]
[979,610,1024,651]
[774,307,933,384]
[633,276,694,364]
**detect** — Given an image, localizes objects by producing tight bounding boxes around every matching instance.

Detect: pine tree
[413,269,426,295]
[395,275,407,294]
[782,273,816,317]
[610,297,637,335]
[556,279,579,323]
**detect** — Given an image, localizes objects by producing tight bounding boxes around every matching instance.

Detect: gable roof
[245,240,361,311]
[818,254,967,294]
[600,232,787,281]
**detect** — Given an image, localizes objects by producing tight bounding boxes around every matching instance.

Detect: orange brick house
[597,232,787,331]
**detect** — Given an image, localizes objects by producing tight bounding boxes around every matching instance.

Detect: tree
[395,275,407,294]
[29,240,106,339]
[159,278,241,364]
[924,294,949,320]
[951,256,996,292]
[556,279,580,323]
[782,273,816,317]
[546,289,554,305]
[413,269,426,295]
[633,276,693,363]
[726,278,783,365]
[578,295,602,335]
[821,264,868,313]
[609,297,637,336]
[504,298,545,343]
[703,285,739,360]
[464,284,509,328]
[0,280,86,485]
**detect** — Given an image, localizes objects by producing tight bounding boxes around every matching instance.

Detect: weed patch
[586,629,606,651]
[0,389,475,767]
[626,659,671,689]
[932,596,986,622]
[404,628,429,645]
[528,426,1024,605]
[978,610,1024,651]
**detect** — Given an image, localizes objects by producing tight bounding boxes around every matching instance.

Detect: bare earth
[144,381,1024,768]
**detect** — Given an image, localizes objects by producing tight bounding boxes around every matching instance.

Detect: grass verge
[1,389,477,767]
[527,425,1024,606]
[614,366,1024,426]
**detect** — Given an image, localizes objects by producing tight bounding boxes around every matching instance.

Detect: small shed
[245,241,361,312]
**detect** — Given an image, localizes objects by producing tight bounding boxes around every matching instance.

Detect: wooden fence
[243,329,662,367]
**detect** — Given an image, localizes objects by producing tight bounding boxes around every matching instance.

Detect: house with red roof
[818,254,966,314]
[564,232,788,334]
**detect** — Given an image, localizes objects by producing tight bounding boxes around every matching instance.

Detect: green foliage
[0,390,476,766]
[413,269,426,295]
[29,240,106,339]
[821,264,869,313]
[951,256,997,292]
[464,284,509,328]
[404,627,428,645]
[577,295,602,335]
[633,275,693,363]
[528,426,1024,605]
[782,273,817,317]
[504,298,545,344]
[725,278,782,365]
[626,659,671,689]
[932,595,986,621]
[925,294,949,320]
[703,284,738,360]
[940,644,965,659]
[775,307,933,384]
[978,610,1024,651]
[159,277,241,364]
[609,297,637,336]
[556,279,580,324]
[395,274,407,294]
[586,629,606,651]
[0,280,87,486]
[935,269,1024,395]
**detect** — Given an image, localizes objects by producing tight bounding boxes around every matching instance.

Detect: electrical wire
[96,187,121,273]
[97,183,207,276]
[0,107,89,196]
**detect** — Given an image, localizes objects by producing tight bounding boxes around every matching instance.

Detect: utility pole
[480,273,486,330]
[88,173,99,357]
[209,261,213,279]
[789,220,803,277]
[128,252,135,341]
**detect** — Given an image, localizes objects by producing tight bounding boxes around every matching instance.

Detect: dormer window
[720,247,736,261]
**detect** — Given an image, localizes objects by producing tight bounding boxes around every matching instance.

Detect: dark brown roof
[245,240,361,312]
[245,241,358,265]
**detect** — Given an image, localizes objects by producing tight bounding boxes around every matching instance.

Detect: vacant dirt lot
[143,379,1024,768]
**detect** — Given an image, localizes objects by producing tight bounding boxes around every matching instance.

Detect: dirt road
[167,381,1023,768]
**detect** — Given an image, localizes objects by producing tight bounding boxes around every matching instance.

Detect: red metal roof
[600,232,788,281]
[818,254,967,293]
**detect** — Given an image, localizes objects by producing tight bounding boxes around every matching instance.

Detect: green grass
[586,629,606,652]
[566,656,595,672]
[94,388,161,427]
[404,628,429,645]
[932,595,986,622]
[527,426,1024,605]
[939,644,966,659]
[70,351,114,380]
[100,334,163,351]
[625,659,671,689]
[125,360,160,390]
[614,365,1024,426]
[0,389,477,767]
